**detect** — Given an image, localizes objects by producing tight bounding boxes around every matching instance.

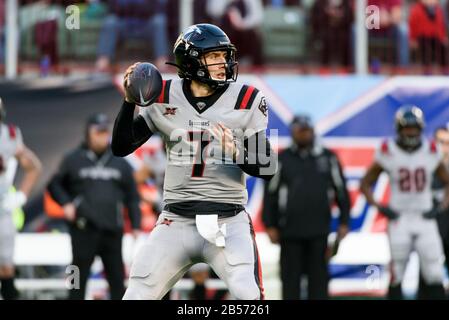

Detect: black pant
[68,223,125,300]
[280,236,329,300]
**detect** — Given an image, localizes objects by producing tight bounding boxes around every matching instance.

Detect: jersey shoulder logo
[161,218,173,226]
[258,97,268,117]
[163,107,177,116]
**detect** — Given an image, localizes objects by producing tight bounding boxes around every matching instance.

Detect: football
[126,62,163,107]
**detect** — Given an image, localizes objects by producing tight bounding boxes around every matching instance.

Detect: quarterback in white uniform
[112,24,277,300]
[0,99,41,299]
[361,106,449,300]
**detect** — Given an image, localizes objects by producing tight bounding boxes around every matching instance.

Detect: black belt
[163,201,245,218]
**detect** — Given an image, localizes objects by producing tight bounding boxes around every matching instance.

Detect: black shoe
[421,284,446,300]
[388,284,403,300]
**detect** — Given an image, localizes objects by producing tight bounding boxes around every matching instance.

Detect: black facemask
[396,133,422,151]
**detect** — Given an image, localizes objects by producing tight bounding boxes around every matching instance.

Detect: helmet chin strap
[165,61,180,68]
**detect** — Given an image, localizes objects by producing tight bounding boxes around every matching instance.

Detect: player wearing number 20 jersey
[375,138,441,213]
[361,105,449,300]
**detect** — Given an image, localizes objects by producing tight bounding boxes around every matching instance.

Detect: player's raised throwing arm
[111,101,153,157]
[111,63,157,157]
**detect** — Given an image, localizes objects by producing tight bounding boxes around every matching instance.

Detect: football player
[0,98,41,299]
[112,23,277,300]
[361,106,449,299]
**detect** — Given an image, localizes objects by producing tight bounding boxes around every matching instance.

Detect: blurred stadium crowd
[2,0,449,75]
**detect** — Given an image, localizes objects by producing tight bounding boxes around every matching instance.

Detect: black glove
[377,205,399,220]
[423,206,444,219]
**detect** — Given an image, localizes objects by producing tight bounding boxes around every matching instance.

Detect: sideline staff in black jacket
[262,115,350,300]
[48,113,141,300]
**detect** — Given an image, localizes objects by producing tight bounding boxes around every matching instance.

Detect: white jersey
[0,123,23,199]
[140,79,268,205]
[0,123,23,265]
[375,138,442,213]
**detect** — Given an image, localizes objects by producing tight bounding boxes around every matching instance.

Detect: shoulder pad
[380,140,389,154]
[234,85,260,110]
[157,80,172,104]
[8,124,17,139]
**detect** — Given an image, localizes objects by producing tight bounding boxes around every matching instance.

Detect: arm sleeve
[262,162,282,228]
[236,130,278,181]
[47,155,72,206]
[111,100,154,157]
[329,152,351,226]
[121,162,142,230]
[237,94,277,180]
